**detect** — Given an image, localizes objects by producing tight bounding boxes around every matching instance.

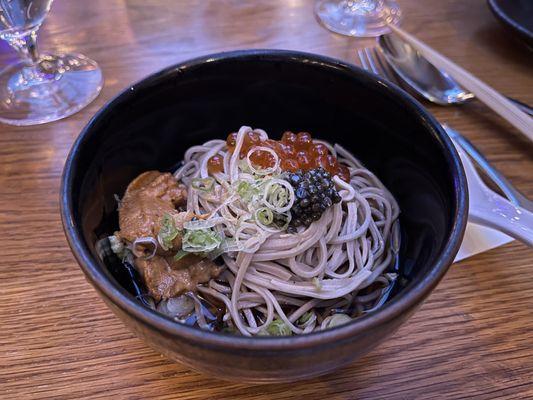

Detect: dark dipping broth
[98,234,402,334]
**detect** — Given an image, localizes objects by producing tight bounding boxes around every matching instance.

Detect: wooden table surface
[1,0,532,398]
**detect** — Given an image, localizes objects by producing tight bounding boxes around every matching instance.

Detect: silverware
[375,33,533,116]
[385,25,533,142]
[357,47,533,213]
[444,125,533,212]
[450,131,533,246]
[376,35,473,105]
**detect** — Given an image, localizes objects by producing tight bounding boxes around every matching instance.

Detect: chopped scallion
[298,311,313,325]
[265,318,292,336]
[182,227,222,253]
[173,250,189,261]
[325,314,352,329]
[235,180,260,202]
[158,213,179,251]
[255,207,274,225]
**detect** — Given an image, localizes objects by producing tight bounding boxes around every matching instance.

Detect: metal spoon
[357,46,533,212]
[376,33,533,115]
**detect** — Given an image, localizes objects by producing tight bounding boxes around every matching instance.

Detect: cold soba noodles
[99,126,400,336]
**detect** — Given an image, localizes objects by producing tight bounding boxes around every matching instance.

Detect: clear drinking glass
[0,0,103,126]
[315,0,401,38]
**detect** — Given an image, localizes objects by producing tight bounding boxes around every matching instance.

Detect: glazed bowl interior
[62,50,466,347]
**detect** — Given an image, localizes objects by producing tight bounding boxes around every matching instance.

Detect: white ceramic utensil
[449,131,533,247]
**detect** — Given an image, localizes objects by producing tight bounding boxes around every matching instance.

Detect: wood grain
[1,0,532,399]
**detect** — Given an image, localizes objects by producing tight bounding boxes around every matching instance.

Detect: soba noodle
[171,126,400,336]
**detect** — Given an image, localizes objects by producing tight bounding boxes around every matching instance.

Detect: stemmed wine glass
[315,0,402,37]
[0,0,103,126]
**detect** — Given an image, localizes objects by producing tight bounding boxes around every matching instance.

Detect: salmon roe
[249,149,276,169]
[226,132,237,148]
[207,154,224,174]
[208,131,350,181]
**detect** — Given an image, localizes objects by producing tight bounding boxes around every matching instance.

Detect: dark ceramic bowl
[61,50,467,383]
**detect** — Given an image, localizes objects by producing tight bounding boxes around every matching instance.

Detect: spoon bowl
[377,34,474,105]
[376,33,533,117]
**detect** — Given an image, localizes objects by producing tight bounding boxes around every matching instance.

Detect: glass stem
[23,31,41,66]
[6,30,42,67]
[3,30,58,87]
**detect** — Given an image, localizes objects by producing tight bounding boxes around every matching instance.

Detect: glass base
[0,53,103,126]
[315,0,402,38]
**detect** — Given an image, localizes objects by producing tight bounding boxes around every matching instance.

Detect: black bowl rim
[60,49,468,351]
[487,0,533,47]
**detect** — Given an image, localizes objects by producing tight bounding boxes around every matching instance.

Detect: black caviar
[285,168,341,231]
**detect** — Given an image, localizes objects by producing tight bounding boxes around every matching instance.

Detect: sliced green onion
[324,314,351,329]
[255,207,274,225]
[265,319,292,336]
[158,213,179,251]
[272,211,291,231]
[173,250,189,261]
[253,209,290,233]
[132,236,158,259]
[298,311,313,325]
[262,179,294,213]
[234,179,260,202]
[182,228,222,253]
[203,237,242,259]
[191,177,215,192]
